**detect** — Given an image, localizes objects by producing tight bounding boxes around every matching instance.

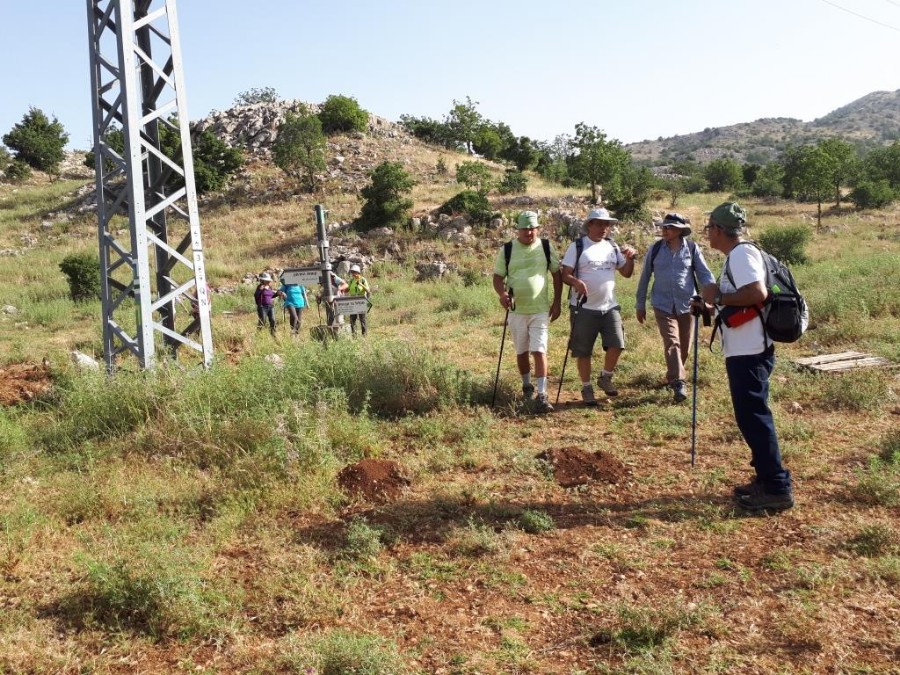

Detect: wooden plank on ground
[793,351,893,373]
[794,352,867,366]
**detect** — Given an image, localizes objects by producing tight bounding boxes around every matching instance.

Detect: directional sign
[281,267,322,286]
[333,296,370,315]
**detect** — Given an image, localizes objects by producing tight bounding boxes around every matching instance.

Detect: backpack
[647,238,702,292]
[503,238,551,273]
[722,241,809,344]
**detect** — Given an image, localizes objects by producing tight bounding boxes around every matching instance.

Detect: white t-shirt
[719,243,767,357]
[561,237,625,312]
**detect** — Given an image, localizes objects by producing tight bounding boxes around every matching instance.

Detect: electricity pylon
[86,0,212,370]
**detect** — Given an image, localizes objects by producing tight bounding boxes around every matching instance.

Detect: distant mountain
[626,89,900,167]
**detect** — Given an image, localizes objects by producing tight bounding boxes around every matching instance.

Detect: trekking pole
[690,296,702,467]
[491,289,514,408]
[556,295,585,405]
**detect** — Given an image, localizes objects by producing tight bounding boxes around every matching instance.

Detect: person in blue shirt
[278,277,309,336]
[635,213,715,402]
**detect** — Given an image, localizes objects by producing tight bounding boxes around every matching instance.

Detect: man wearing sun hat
[635,213,715,402]
[493,210,563,413]
[698,201,793,512]
[560,207,637,406]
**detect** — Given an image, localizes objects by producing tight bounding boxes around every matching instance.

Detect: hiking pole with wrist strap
[556,294,586,405]
[491,289,514,408]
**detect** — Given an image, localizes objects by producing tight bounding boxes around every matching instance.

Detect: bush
[2,107,69,175]
[59,253,101,302]
[192,129,243,193]
[233,86,279,106]
[757,225,811,265]
[273,111,326,191]
[0,146,10,172]
[435,156,448,175]
[849,179,896,210]
[3,159,32,184]
[439,190,492,223]
[455,161,494,194]
[498,168,528,195]
[318,95,369,134]
[355,161,415,232]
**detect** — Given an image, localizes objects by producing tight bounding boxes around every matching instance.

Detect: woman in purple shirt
[254,272,278,335]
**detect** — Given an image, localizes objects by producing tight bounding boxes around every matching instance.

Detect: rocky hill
[626,89,900,166]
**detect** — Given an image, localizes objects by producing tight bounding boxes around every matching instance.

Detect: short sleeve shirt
[493,239,560,315]
[561,237,625,312]
[719,243,767,357]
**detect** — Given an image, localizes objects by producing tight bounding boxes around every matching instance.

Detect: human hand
[621,246,637,260]
[498,292,513,310]
[549,301,561,322]
[636,309,646,324]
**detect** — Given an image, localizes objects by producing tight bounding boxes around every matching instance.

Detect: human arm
[549,270,563,321]
[701,280,767,307]
[560,265,588,299]
[493,273,513,310]
[634,248,654,324]
[617,245,637,279]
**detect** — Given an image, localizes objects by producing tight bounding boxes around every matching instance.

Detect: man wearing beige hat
[493,211,563,413]
[561,208,636,406]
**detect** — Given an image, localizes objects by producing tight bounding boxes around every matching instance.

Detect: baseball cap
[708,202,747,234]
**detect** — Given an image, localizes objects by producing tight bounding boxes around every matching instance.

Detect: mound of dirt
[536,446,629,487]
[0,362,52,406]
[337,459,410,502]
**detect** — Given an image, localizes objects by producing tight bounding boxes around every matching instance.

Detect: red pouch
[719,305,760,328]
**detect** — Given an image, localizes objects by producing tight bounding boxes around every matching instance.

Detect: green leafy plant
[850,179,895,210]
[318,94,369,134]
[757,224,811,265]
[517,509,555,534]
[456,161,494,194]
[59,253,101,303]
[2,107,69,176]
[498,168,528,195]
[273,110,326,191]
[343,518,384,560]
[233,86,279,106]
[439,190,492,223]
[355,161,415,231]
[2,159,32,184]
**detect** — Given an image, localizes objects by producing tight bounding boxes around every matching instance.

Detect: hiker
[254,272,278,335]
[492,210,563,413]
[698,201,793,512]
[635,213,715,403]
[560,207,636,406]
[279,275,308,336]
[317,271,348,326]
[347,264,371,337]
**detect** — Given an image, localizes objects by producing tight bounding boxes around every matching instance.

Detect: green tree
[704,158,743,192]
[861,140,900,189]
[473,126,503,160]
[502,136,540,171]
[535,134,572,184]
[446,96,483,154]
[605,164,654,221]
[456,161,494,194]
[356,161,415,231]
[849,180,895,209]
[273,111,326,191]
[399,115,453,147]
[191,129,244,194]
[59,253,101,302]
[318,95,369,134]
[233,87,280,106]
[3,107,69,176]
[818,137,859,207]
[751,162,784,198]
[571,123,628,203]
[784,145,832,228]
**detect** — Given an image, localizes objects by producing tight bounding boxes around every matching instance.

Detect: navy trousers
[725,347,792,494]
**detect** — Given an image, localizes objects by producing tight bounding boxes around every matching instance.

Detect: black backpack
[723,241,808,344]
[503,238,551,273]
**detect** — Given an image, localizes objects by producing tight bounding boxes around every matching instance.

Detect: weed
[879,429,900,465]
[283,628,406,674]
[851,456,899,507]
[450,517,502,557]
[517,509,555,534]
[844,524,898,557]
[343,517,384,561]
[866,556,900,585]
[592,602,705,655]
[819,371,890,413]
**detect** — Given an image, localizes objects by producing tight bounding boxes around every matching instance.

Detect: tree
[446,96,483,154]
[861,140,900,189]
[571,123,628,203]
[535,134,573,184]
[751,162,784,198]
[272,111,326,191]
[233,87,280,106]
[318,95,369,134]
[849,180,895,209]
[3,107,69,176]
[784,145,832,228]
[191,129,244,194]
[356,161,415,231]
[605,164,654,221]
[818,137,859,207]
[399,115,454,147]
[502,136,540,172]
[455,161,494,194]
[704,158,743,192]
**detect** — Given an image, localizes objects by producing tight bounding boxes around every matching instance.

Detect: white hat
[349,264,361,273]
[258,272,272,282]
[585,207,618,223]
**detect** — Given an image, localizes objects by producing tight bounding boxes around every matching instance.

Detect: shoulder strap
[541,238,551,271]
[574,237,584,279]
[648,239,665,269]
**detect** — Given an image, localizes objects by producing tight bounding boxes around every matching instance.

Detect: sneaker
[522,383,535,400]
[597,372,618,397]
[533,393,554,414]
[581,385,598,407]
[672,380,687,403]
[736,489,794,512]
[733,478,761,498]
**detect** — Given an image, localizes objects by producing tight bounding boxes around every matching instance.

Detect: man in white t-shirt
[560,208,636,406]
[699,202,793,512]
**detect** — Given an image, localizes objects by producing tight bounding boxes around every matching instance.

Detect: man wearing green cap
[493,211,563,413]
[699,202,794,512]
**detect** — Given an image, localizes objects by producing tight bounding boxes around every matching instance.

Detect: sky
[1,0,899,151]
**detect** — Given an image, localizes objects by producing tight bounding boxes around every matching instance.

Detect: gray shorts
[569,306,625,357]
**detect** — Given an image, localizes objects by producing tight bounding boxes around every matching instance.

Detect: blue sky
[1,0,898,150]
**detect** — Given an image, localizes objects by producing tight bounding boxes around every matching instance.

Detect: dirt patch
[0,362,52,406]
[337,459,410,502]
[536,446,629,487]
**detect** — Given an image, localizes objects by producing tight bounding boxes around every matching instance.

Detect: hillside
[626,89,900,166]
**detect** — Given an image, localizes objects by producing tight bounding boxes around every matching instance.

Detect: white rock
[1,305,17,315]
[70,350,101,370]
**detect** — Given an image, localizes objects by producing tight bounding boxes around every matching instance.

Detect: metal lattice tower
[86,0,212,370]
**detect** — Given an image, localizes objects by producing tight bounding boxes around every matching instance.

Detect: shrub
[343,518,384,560]
[518,509,555,534]
[355,161,415,231]
[498,168,528,195]
[318,94,369,134]
[191,129,243,194]
[273,111,326,191]
[0,146,10,172]
[435,156,448,175]
[59,253,101,303]
[757,225,811,265]
[849,179,896,210]
[439,190,492,223]
[879,430,900,465]
[2,107,69,175]
[233,86,279,106]
[3,159,32,183]
[455,161,494,194]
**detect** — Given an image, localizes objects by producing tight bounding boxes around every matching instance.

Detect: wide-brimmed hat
[258,272,272,282]
[585,207,618,224]
[660,213,692,236]
[516,211,540,229]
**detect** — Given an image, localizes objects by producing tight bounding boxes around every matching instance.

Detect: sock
[582,381,592,388]
[522,373,531,386]
[601,369,614,377]
[536,377,547,394]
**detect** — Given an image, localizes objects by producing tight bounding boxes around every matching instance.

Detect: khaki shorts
[569,306,625,357]
[508,311,550,355]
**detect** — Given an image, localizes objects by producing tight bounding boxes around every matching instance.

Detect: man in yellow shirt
[347,264,371,336]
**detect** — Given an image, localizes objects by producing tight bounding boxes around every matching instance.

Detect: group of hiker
[494,202,794,513]
[253,264,371,337]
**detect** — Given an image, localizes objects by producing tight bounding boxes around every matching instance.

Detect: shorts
[508,311,549,355]
[569,306,625,357]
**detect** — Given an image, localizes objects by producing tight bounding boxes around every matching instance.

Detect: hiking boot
[672,380,687,403]
[533,393,554,414]
[522,383,535,400]
[581,385,598,407]
[597,372,618,397]
[736,489,794,513]
[733,478,761,497]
